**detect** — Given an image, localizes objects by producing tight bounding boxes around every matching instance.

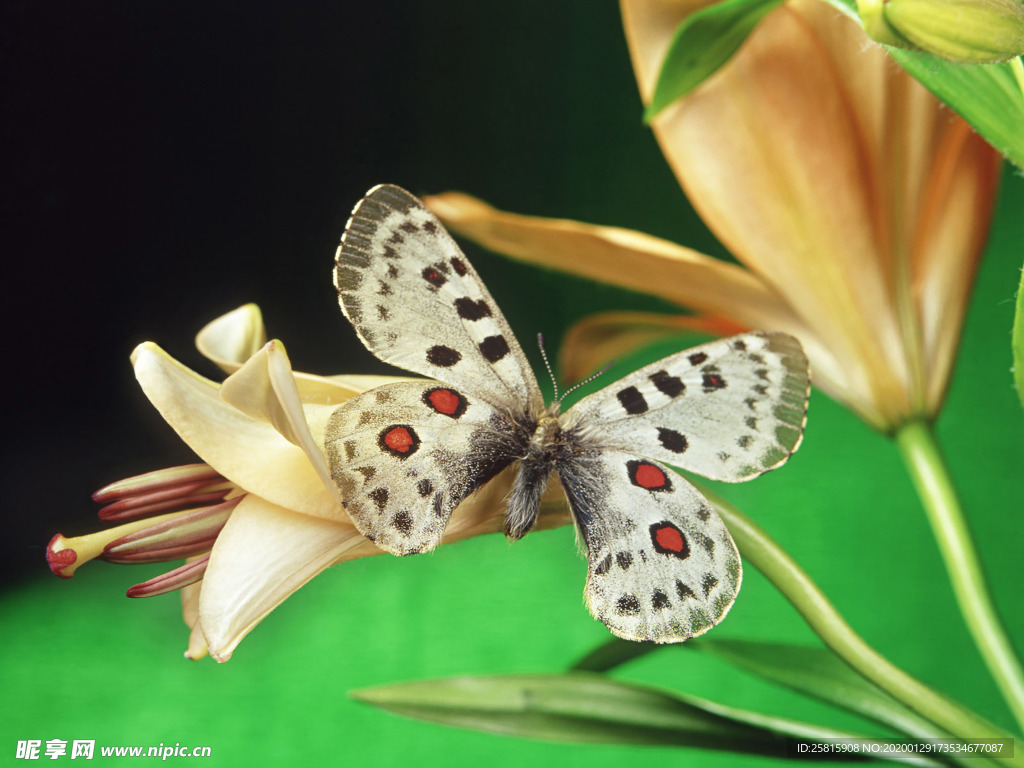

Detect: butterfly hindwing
[558,448,741,643]
[566,331,808,482]
[324,380,520,555]
[334,184,541,411]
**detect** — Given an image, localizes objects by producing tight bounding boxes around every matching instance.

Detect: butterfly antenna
[537,333,559,401]
[559,360,615,403]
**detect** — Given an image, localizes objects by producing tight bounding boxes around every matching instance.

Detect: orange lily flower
[425,0,1001,433]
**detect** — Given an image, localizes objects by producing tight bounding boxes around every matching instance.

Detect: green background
[3,1,1023,766]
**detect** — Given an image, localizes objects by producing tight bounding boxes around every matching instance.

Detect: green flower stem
[1013,263,1024,408]
[701,486,1022,768]
[895,419,1024,733]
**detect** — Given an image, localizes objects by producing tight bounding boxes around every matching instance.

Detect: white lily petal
[132,342,342,520]
[291,372,398,405]
[180,575,208,660]
[195,304,267,375]
[220,341,343,506]
[198,494,374,662]
[324,374,412,392]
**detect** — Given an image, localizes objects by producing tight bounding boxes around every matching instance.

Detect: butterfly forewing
[558,448,741,642]
[565,332,809,482]
[324,380,520,555]
[334,184,541,412]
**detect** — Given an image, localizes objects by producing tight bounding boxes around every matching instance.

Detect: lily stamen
[47,466,243,581]
[126,555,211,598]
[93,463,231,522]
[102,496,241,563]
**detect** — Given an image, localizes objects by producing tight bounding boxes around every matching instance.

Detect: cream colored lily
[425,0,1001,433]
[48,305,569,662]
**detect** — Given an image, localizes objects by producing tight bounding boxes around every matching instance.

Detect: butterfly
[326,184,809,643]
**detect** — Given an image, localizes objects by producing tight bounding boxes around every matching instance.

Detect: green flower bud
[858,0,1024,63]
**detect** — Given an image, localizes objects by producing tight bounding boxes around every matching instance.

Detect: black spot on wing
[422,267,447,287]
[616,594,641,616]
[701,573,719,598]
[369,487,389,512]
[427,345,462,367]
[616,386,648,415]
[688,352,708,365]
[702,373,727,391]
[455,297,492,321]
[615,551,633,570]
[676,580,696,601]
[650,370,685,397]
[416,478,434,497]
[651,590,671,610]
[479,335,509,363]
[657,428,688,454]
[391,511,414,534]
[594,553,612,576]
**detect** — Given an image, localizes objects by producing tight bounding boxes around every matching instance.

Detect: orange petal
[558,311,744,383]
[425,191,802,335]
[630,2,956,428]
[909,121,1001,414]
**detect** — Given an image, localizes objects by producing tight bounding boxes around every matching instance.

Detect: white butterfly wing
[334,184,541,412]
[324,380,520,555]
[565,332,809,482]
[558,448,740,643]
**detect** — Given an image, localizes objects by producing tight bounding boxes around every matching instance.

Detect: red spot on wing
[654,525,685,553]
[426,388,465,417]
[383,427,416,453]
[634,463,666,489]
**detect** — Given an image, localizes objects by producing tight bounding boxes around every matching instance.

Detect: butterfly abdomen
[504,408,570,541]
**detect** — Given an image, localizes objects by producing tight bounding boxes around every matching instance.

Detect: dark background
[3,2,717,586]
[3,3,1023,767]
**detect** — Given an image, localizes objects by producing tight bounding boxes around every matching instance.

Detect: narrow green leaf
[1014,265,1024,408]
[570,637,659,672]
[690,640,950,742]
[351,672,941,763]
[644,0,785,121]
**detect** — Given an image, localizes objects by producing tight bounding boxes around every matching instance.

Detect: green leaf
[644,0,785,121]
[690,640,951,743]
[570,637,659,672]
[1014,264,1024,409]
[888,52,1024,169]
[351,672,939,762]
[819,0,1024,168]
